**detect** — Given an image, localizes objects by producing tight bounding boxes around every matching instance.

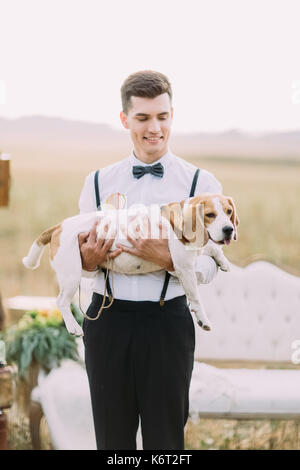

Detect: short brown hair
[121,70,172,114]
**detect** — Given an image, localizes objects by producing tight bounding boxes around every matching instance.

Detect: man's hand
[78,220,122,271]
[116,215,175,272]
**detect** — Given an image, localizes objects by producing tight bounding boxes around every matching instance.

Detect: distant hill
[0,115,299,171]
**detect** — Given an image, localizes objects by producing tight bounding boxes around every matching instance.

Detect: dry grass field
[6,411,300,450]
[1,150,300,450]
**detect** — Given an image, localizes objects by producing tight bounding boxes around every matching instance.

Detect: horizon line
[0,113,299,136]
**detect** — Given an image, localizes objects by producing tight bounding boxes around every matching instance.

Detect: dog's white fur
[23,194,238,337]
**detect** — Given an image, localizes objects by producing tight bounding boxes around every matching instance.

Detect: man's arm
[78,172,101,277]
[116,220,175,272]
[79,221,123,271]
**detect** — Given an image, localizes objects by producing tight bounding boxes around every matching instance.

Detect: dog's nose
[222,226,234,237]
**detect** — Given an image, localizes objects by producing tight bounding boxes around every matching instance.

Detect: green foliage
[0,304,81,378]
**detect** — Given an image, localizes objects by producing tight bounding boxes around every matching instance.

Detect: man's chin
[142,142,167,155]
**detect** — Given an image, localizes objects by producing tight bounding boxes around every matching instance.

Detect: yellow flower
[39,309,50,318]
[51,309,63,320]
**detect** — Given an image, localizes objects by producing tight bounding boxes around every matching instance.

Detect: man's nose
[148,119,161,133]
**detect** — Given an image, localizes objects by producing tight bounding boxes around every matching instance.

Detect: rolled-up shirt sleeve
[79,171,99,278]
[82,267,99,278]
[79,172,96,215]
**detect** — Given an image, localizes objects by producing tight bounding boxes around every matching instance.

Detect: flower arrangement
[0,304,82,378]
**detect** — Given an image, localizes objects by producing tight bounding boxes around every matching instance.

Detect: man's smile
[143,136,163,144]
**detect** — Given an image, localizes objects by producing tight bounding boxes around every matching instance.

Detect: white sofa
[30,261,300,449]
[190,261,300,420]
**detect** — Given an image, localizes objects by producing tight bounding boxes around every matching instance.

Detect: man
[78,70,222,450]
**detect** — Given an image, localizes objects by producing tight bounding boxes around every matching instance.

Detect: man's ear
[183,203,208,248]
[120,111,129,130]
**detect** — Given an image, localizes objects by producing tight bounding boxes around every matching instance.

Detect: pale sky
[0,0,300,134]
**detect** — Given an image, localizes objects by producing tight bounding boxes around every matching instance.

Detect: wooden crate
[0,154,10,207]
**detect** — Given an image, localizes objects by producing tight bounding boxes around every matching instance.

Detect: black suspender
[94,170,113,301]
[94,167,200,305]
[159,168,200,306]
[94,169,101,210]
[189,168,200,200]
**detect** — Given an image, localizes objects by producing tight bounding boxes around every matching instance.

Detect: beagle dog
[23,194,239,337]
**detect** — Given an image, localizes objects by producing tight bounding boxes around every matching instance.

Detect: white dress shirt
[78,148,223,301]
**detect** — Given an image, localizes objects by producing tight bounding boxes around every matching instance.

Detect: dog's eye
[206,213,216,218]
[227,209,232,215]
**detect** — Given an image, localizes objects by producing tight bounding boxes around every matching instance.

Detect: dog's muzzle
[208,225,233,246]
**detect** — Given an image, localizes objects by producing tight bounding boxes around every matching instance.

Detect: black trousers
[83,293,195,450]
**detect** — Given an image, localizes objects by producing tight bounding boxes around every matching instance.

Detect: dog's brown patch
[189,195,216,227]
[36,223,62,259]
[184,195,216,244]
[218,197,232,216]
[224,196,239,240]
[36,224,60,246]
[49,225,62,260]
[161,196,210,246]
[161,202,190,245]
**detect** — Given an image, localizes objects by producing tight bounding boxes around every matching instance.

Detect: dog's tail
[23,224,61,269]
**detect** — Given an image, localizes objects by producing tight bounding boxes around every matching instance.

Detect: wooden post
[0,153,10,207]
[0,410,8,450]
[0,366,14,450]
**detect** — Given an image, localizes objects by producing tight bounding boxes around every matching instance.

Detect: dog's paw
[197,319,212,331]
[218,260,230,272]
[192,310,212,332]
[65,320,84,337]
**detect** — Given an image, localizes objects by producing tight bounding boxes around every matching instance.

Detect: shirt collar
[129,148,173,169]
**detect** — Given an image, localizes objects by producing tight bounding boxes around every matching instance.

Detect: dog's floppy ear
[161,201,186,243]
[161,199,209,247]
[183,201,209,248]
[227,196,239,241]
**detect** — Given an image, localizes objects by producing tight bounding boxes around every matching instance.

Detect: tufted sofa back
[195,261,300,362]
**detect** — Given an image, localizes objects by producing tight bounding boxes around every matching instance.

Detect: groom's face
[120,92,173,163]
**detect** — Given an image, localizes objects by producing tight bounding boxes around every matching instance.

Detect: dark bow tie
[132,162,164,179]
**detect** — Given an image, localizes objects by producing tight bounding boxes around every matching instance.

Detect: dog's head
[161,194,239,248]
